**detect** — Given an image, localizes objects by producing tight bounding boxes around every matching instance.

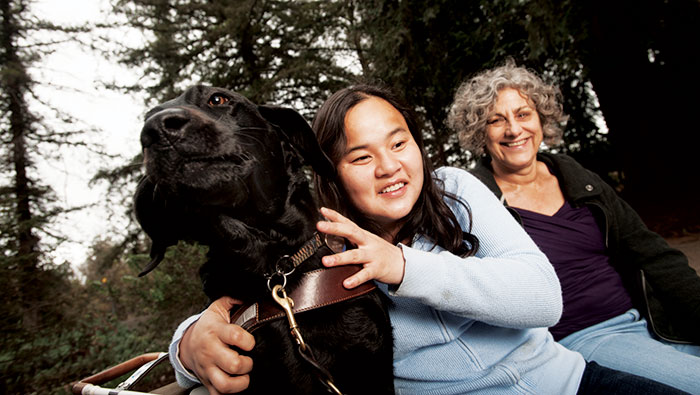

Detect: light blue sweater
[169,166,585,394]
[386,167,584,394]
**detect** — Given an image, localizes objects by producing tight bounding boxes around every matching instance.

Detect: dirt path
[666,232,700,274]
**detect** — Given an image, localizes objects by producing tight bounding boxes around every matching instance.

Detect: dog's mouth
[144,138,251,176]
[145,146,283,211]
[181,152,249,167]
[142,118,273,180]
[163,156,249,182]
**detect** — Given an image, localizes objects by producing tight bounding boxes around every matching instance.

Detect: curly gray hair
[447,59,568,156]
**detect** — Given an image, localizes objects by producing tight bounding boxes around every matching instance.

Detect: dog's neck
[199,178,324,302]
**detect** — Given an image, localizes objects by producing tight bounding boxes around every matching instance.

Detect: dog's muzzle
[141,108,193,149]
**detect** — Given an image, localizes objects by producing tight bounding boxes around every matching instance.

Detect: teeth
[506,139,527,147]
[381,182,405,193]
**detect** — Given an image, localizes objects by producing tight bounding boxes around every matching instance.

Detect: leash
[272,284,343,395]
[233,233,371,394]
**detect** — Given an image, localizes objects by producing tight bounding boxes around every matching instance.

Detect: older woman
[447,60,700,394]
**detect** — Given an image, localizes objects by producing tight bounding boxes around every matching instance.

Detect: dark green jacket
[471,152,700,343]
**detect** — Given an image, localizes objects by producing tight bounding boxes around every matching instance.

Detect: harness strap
[231,265,375,332]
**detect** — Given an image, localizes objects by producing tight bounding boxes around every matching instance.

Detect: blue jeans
[560,309,700,394]
[577,361,687,394]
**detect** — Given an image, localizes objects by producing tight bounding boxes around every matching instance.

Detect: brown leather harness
[229,233,376,394]
[231,265,376,333]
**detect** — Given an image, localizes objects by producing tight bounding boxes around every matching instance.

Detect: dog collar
[289,232,324,267]
[266,232,343,290]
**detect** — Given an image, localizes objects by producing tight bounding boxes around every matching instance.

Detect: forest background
[2,0,699,393]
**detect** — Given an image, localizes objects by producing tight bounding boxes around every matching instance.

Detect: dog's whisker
[236,130,268,150]
[235,127,271,132]
[151,182,160,200]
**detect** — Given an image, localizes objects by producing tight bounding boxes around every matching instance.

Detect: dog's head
[134,85,334,276]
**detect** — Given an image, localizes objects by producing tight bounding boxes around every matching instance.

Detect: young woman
[447,60,700,394]
[168,84,684,394]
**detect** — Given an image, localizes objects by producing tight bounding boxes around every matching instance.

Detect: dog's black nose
[141,108,191,148]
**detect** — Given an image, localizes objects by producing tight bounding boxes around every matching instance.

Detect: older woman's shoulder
[540,152,604,180]
[539,152,587,170]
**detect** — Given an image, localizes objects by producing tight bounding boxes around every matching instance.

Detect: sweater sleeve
[391,167,563,329]
[168,313,203,388]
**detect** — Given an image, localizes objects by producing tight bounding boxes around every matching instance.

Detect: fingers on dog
[209,355,252,393]
[222,324,255,352]
[322,247,364,267]
[343,268,372,289]
[207,368,250,395]
[317,216,363,243]
[217,349,253,376]
[216,296,244,313]
[319,207,349,222]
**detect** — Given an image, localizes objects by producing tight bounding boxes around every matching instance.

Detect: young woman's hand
[316,207,405,288]
[180,296,255,394]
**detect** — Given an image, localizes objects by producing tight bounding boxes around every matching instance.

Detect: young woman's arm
[318,166,562,329]
[397,167,561,328]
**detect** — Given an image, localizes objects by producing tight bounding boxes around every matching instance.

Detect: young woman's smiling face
[337,96,424,237]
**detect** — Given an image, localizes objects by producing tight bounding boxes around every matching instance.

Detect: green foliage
[1,240,208,393]
[347,0,608,171]
[0,0,121,391]
[349,0,508,167]
[113,0,357,117]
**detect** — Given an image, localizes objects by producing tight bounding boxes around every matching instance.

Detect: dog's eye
[208,94,230,106]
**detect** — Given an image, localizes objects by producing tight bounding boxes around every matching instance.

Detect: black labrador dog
[133,86,394,394]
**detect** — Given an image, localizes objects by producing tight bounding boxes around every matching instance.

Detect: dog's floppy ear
[257,105,336,178]
[133,176,178,276]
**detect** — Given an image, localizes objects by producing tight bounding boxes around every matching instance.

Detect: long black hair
[312,83,478,257]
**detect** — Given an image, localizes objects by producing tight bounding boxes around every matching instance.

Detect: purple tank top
[513,201,633,340]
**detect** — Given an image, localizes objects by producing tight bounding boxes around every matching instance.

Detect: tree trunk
[1,0,41,327]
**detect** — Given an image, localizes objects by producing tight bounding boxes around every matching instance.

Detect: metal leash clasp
[271,284,307,350]
[271,284,344,394]
[266,255,294,291]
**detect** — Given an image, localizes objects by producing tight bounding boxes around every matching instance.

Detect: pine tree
[113,0,356,115]
[0,0,95,391]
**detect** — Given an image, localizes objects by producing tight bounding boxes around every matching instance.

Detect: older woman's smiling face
[485,88,543,173]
